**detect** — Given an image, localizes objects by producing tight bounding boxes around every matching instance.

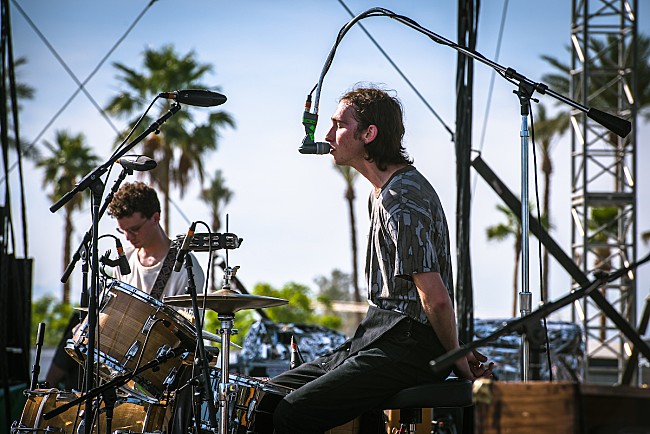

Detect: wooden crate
[474,380,577,434]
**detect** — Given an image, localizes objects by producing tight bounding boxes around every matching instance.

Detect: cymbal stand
[182,255,218,432]
[217,265,239,434]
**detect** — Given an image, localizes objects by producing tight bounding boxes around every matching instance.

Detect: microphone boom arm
[304,7,630,140]
[50,103,181,214]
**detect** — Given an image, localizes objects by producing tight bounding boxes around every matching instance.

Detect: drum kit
[12,240,292,434]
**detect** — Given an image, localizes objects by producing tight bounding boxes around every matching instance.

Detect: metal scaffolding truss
[570,0,638,383]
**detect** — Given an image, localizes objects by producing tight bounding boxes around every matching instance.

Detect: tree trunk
[63,206,73,305]
[346,188,363,323]
[160,149,172,234]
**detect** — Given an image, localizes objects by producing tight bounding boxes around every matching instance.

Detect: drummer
[44,182,206,414]
[107,181,205,297]
[108,181,206,434]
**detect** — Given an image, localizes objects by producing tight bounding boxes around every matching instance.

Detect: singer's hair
[340,85,412,170]
[108,181,161,219]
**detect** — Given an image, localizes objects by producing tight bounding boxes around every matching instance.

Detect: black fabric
[49,312,81,390]
[267,308,450,434]
[149,245,177,300]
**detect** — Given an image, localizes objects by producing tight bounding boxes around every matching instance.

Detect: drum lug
[142,314,157,334]
[163,366,178,389]
[125,341,140,363]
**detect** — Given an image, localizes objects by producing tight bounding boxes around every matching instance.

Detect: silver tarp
[236,318,583,381]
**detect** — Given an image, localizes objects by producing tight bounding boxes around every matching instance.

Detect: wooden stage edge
[472,380,650,434]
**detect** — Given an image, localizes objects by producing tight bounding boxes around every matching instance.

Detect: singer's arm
[413,272,493,380]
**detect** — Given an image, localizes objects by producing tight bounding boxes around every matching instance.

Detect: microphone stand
[183,254,219,432]
[304,7,631,382]
[49,103,181,434]
[42,346,186,421]
[60,166,132,285]
[30,323,46,390]
[515,81,535,381]
[430,252,650,376]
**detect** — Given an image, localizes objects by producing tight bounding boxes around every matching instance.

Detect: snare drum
[66,280,196,400]
[11,388,169,434]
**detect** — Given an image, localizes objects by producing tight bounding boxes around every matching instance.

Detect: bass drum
[11,388,169,434]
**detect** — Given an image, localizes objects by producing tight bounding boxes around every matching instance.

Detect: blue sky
[7,0,650,322]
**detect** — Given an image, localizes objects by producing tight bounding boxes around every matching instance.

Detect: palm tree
[533,103,569,302]
[105,45,235,232]
[588,206,620,340]
[542,33,650,119]
[36,131,99,304]
[4,57,37,158]
[486,204,549,317]
[486,205,523,317]
[199,169,233,291]
[334,165,363,322]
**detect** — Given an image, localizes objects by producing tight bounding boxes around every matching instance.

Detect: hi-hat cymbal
[164,289,288,313]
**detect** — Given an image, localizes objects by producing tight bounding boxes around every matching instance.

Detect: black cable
[336,0,454,139]
[530,107,554,382]
[477,0,509,154]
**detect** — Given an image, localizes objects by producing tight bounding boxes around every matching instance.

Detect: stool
[382,378,473,434]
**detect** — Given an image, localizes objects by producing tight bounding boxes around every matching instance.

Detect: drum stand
[215,266,239,434]
[165,265,288,434]
[180,255,219,433]
[217,312,237,434]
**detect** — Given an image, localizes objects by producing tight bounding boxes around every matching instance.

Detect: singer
[270,86,493,434]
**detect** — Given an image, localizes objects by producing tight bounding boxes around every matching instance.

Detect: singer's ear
[362,124,378,144]
[151,211,161,224]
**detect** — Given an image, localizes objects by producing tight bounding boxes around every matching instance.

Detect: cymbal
[164,289,288,314]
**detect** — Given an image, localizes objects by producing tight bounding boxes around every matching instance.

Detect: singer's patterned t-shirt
[366,165,453,325]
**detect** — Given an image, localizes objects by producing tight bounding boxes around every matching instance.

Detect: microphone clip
[302,111,319,142]
[299,99,330,155]
[99,250,120,268]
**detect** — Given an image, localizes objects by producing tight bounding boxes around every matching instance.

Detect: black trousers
[269,317,449,434]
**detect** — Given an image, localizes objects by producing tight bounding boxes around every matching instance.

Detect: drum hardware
[67,280,198,401]
[43,345,184,424]
[163,366,180,389]
[13,388,169,434]
[175,253,219,433]
[124,342,140,364]
[172,232,243,252]
[142,314,159,334]
[166,266,289,434]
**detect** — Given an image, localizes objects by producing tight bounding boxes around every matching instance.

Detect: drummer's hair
[108,181,161,219]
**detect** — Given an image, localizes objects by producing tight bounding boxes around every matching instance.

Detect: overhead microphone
[115,239,131,275]
[117,155,157,172]
[174,222,196,272]
[158,89,227,107]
